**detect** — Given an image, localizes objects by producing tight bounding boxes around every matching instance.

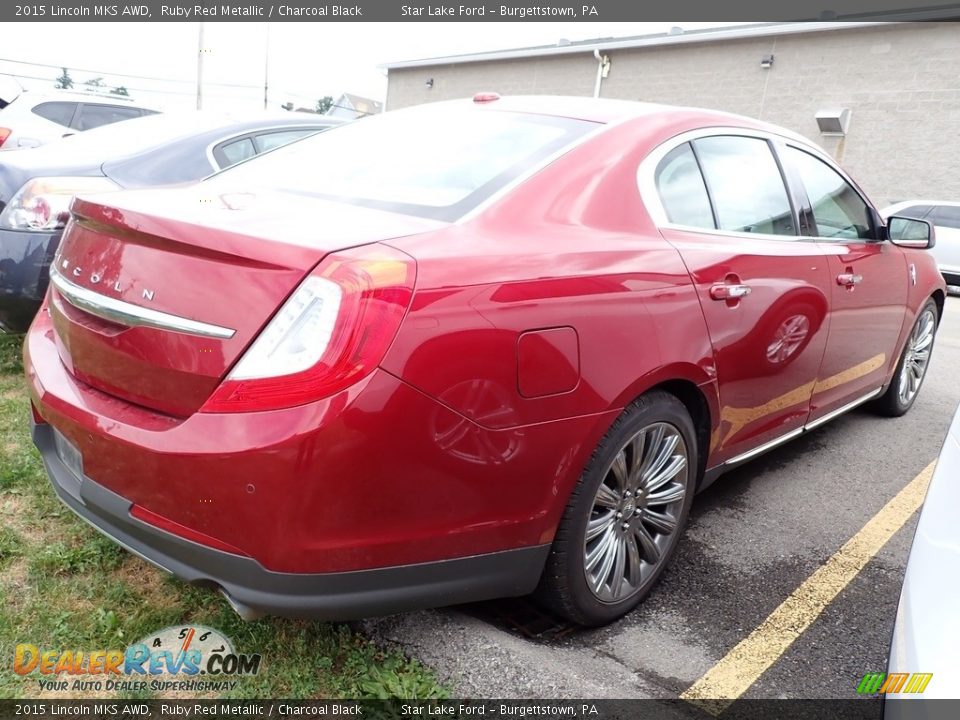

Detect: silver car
[887,401,960,707]
[882,201,960,291]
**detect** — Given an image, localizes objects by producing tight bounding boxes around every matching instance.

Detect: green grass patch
[0,335,446,700]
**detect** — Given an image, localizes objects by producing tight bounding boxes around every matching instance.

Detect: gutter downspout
[593,49,610,98]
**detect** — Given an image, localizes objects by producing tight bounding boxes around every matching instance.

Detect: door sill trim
[723,387,883,467]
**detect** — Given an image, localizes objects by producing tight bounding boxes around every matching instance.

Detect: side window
[253,129,315,154]
[31,102,77,128]
[928,206,960,230]
[74,104,142,131]
[784,147,872,240]
[893,205,933,220]
[693,136,796,236]
[654,143,715,229]
[214,137,257,168]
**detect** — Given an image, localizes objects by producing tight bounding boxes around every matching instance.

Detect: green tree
[54,67,73,90]
[316,96,333,114]
[110,86,129,96]
[85,77,105,89]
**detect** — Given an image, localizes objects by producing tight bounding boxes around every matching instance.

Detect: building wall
[385,23,960,206]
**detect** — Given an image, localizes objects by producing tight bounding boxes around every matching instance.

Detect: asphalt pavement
[363,294,960,702]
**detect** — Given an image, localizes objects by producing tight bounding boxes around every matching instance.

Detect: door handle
[836,273,863,287]
[709,284,752,301]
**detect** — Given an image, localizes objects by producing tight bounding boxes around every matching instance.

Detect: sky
[0,22,737,113]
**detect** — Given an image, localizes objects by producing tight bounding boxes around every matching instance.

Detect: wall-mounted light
[425,78,434,89]
[760,54,775,69]
[815,108,852,136]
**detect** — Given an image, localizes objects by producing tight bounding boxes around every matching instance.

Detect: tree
[315,96,333,114]
[110,86,129,96]
[84,77,105,90]
[54,67,73,90]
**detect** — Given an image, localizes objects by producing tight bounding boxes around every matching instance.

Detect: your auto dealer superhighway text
[159,4,363,17]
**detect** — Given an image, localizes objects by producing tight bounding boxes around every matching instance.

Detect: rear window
[74,103,142,131]
[205,106,596,221]
[31,101,77,128]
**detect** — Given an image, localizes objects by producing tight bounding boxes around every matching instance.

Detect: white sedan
[882,201,960,291]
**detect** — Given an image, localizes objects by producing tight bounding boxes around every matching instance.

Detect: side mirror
[887,215,935,249]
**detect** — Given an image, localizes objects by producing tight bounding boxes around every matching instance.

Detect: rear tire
[536,391,697,626]
[872,299,938,417]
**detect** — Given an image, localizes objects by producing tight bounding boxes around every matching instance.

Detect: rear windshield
[204,106,596,221]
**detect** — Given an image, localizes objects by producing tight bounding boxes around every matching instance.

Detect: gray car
[887,400,960,708]
[0,110,340,332]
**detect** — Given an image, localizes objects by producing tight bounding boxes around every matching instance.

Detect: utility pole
[196,22,205,110]
[263,23,270,110]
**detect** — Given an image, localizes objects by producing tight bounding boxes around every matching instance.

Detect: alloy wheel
[583,422,689,602]
[898,308,936,406]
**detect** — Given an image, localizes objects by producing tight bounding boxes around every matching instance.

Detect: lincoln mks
[25,96,945,625]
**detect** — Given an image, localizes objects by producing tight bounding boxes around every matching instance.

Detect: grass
[0,334,446,700]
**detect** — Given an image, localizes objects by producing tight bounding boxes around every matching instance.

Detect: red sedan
[24,96,945,626]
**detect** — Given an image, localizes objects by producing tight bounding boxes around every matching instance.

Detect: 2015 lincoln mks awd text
[25,96,944,625]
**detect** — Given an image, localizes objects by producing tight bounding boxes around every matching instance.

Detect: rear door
[780,145,907,421]
[649,132,832,464]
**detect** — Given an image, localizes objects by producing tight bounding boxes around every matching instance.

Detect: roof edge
[381,20,902,70]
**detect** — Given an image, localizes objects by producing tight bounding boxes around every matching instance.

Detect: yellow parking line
[680,461,935,714]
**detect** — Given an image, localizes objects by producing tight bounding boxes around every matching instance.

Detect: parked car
[24,96,945,626]
[881,200,960,289]
[886,401,960,707]
[0,111,340,332]
[0,78,159,151]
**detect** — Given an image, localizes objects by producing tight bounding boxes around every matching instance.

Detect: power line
[0,56,261,90]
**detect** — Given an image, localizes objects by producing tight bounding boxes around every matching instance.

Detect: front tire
[536,391,697,626]
[872,299,938,417]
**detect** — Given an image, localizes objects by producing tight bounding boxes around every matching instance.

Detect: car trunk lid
[49,187,443,416]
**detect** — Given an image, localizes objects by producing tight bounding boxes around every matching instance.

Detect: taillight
[0,128,10,148]
[200,244,416,413]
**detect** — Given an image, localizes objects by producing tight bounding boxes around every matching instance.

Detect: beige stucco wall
[385,23,960,206]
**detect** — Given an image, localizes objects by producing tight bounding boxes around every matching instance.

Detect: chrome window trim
[637,125,875,241]
[50,267,236,340]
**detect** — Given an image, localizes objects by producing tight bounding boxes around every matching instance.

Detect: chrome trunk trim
[49,267,236,339]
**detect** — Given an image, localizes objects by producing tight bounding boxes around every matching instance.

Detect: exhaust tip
[219,589,265,621]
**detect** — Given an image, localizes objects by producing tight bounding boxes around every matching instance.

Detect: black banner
[0,698,927,720]
[3,0,960,23]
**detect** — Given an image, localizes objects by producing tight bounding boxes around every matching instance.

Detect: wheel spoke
[646,482,685,506]
[610,450,629,493]
[634,524,660,564]
[642,454,686,494]
[641,433,679,485]
[627,432,646,487]
[594,483,620,509]
[592,533,618,593]
[586,512,614,542]
[625,534,643,585]
[610,536,627,598]
[643,508,678,535]
[636,425,665,479]
[586,528,615,573]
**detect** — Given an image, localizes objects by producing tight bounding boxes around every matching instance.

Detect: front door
[780,145,907,420]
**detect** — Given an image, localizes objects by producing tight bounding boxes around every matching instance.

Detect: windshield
[204,105,596,221]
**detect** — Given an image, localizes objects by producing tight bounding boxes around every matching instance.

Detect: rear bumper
[33,420,549,620]
[0,227,60,333]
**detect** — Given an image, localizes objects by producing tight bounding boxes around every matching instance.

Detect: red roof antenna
[473,92,501,104]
